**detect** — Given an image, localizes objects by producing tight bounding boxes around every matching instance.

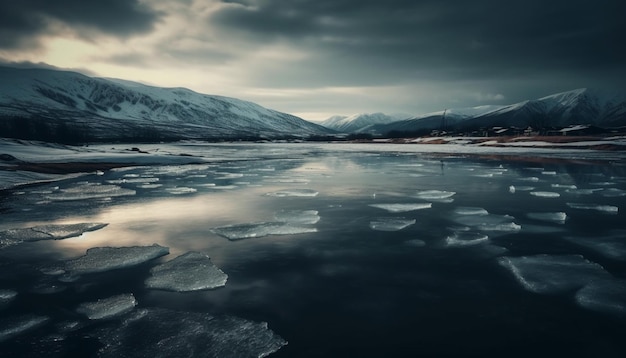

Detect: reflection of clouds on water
[2,143,626,356]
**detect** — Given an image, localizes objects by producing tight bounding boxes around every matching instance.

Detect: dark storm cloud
[212,0,626,88]
[0,0,161,49]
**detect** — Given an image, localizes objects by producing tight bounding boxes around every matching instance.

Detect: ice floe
[369,218,416,231]
[274,210,321,224]
[565,188,602,195]
[414,190,455,201]
[509,185,535,194]
[575,280,626,317]
[96,308,287,358]
[369,203,432,213]
[164,186,197,195]
[0,315,49,343]
[63,244,170,275]
[76,293,137,320]
[212,222,317,240]
[551,184,577,189]
[45,183,136,201]
[0,222,107,249]
[453,214,521,232]
[453,207,489,216]
[106,177,159,184]
[517,177,540,182]
[145,252,227,292]
[526,212,567,224]
[566,203,618,213]
[444,232,489,247]
[266,189,319,197]
[498,255,610,294]
[530,191,560,198]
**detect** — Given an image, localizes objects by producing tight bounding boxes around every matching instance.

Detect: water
[1,143,626,357]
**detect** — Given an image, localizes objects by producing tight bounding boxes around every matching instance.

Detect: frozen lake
[1,142,626,357]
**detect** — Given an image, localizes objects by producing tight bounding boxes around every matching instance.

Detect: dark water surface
[1,143,626,357]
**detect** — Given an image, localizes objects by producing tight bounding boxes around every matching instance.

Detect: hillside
[0,66,334,142]
[366,89,626,136]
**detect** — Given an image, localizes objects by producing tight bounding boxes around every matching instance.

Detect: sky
[1,0,625,122]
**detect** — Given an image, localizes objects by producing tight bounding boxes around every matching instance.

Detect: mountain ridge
[359,88,626,136]
[0,66,334,142]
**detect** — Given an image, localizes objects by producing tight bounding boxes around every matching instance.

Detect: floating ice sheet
[274,210,320,224]
[0,315,49,343]
[145,252,227,292]
[552,184,577,189]
[106,177,159,184]
[212,222,317,240]
[369,203,432,213]
[76,293,137,320]
[453,207,489,216]
[453,214,521,232]
[45,183,136,201]
[266,189,319,197]
[526,212,567,224]
[63,244,170,275]
[566,203,618,213]
[565,188,602,195]
[509,185,535,194]
[444,232,489,247]
[414,190,455,201]
[564,231,626,260]
[530,191,560,198]
[96,308,287,358]
[369,218,416,232]
[0,223,107,249]
[164,186,197,195]
[575,280,626,317]
[517,177,540,182]
[498,255,610,294]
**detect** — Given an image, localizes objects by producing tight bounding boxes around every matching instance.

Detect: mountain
[457,88,626,130]
[366,89,626,136]
[0,66,334,142]
[319,112,409,133]
[365,106,504,135]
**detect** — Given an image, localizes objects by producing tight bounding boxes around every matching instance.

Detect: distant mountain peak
[320,112,409,133]
[360,88,626,136]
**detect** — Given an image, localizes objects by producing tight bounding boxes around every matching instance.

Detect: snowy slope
[320,112,409,133]
[365,105,505,135]
[0,66,334,141]
[458,88,626,130]
[367,89,626,136]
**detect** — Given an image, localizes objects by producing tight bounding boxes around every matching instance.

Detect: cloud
[1,0,625,119]
[0,0,162,50]
[210,0,626,83]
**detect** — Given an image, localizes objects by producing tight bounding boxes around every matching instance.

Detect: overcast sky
[1,0,625,121]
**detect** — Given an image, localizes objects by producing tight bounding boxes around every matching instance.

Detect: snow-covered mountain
[0,66,334,142]
[319,112,409,133]
[457,88,626,130]
[367,89,626,136]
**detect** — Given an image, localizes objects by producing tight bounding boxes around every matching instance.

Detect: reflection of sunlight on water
[49,187,279,259]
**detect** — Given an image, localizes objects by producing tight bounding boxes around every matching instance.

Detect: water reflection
[1,144,626,357]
